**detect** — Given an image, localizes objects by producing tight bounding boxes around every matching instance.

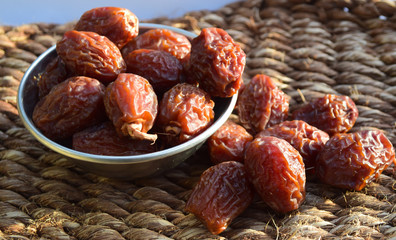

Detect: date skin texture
[244,136,306,213]
[187,28,246,97]
[185,161,254,235]
[33,76,106,141]
[56,30,126,84]
[125,49,183,93]
[37,56,68,98]
[256,120,329,173]
[208,120,253,164]
[156,83,214,146]
[316,130,395,191]
[292,94,358,135]
[237,74,289,134]
[72,122,157,156]
[104,73,158,142]
[121,28,191,61]
[75,7,139,49]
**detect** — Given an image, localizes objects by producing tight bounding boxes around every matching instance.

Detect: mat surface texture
[1,0,396,239]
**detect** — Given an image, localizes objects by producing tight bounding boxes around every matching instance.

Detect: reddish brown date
[156,83,214,145]
[256,120,329,173]
[208,120,253,164]
[75,7,139,49]
[121,28,191,61]
[72,122,157,156]
[125,49,183,93]
[292,94,358,135]
[185,161,254,235]
[316,130,395,191]
[37,56,68,98]
[56,30,126,84]
[33,76,106,141]
[104,73,158,142]
[244,136,306,213]
[186,28,245,97]
[237,74,289,134]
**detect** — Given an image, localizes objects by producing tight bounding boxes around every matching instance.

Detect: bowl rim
[17,22,238,165]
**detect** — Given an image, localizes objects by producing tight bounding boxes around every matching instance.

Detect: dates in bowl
[17,21,241,179]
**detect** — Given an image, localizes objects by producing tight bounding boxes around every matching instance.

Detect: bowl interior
[17,23,238,169]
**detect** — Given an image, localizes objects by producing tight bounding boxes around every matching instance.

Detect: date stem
[122,123,157,143]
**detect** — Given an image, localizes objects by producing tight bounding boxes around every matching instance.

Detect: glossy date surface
[292,94,358,135]
[238,74,289,134]
[316,130,395,191]
[75,6,139,49]
[187,28,245,97]
[156,83,214,146]
[208,120,253,164]
[104,73,158,142]
[37,56,68,99]
[72,122,157,156]
[185,161,254,235]
[121,28,191,61]
[257,120,329,173]
[33,76,106,141]
[56,30,126,84]
[244,136,306,213]
[125,49,183,93]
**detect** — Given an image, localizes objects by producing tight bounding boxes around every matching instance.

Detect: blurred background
[0,0,237,26]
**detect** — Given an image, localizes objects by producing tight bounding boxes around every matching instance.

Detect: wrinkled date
[125,49,183,93]
[208,120,253,164]
[187,28,245,97]
[72,122,157,156]
[316,130,395,191]
[56,30,126,84]
[121,28,191,61]
[156,83,214,146]
[238,74,289,134]
[37,56,68,98]
[257,120,329,173]
[74,7,139,49]
[33,76,106,141]
[104,73,158,142]
[185,161,254,235]
[244,136,306,213]
[292,94,358,135]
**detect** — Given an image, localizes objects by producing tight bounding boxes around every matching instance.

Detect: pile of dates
[31,6,396,236]
[33,7,245,155]
[186,77,395,234]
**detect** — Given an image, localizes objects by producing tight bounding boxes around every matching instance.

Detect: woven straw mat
[1,0,396,239]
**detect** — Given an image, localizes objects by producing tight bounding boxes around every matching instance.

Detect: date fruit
[187,28,245,97]
[56,30,126,84]
[37,56,68,98]
[124,49,183,93]
[73,122,157,156]
[33,76,106,141]
[237,74,289,134]
[185,161,254,235]
[244,136,306,213]
[256,120,329,173]
[292,94,358,135]
[75,7,139,49]
[156,83,214,145]
[121,28,191,61]
[208,120,253,164]
[316,130,395,191]
[104,73,158,142]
